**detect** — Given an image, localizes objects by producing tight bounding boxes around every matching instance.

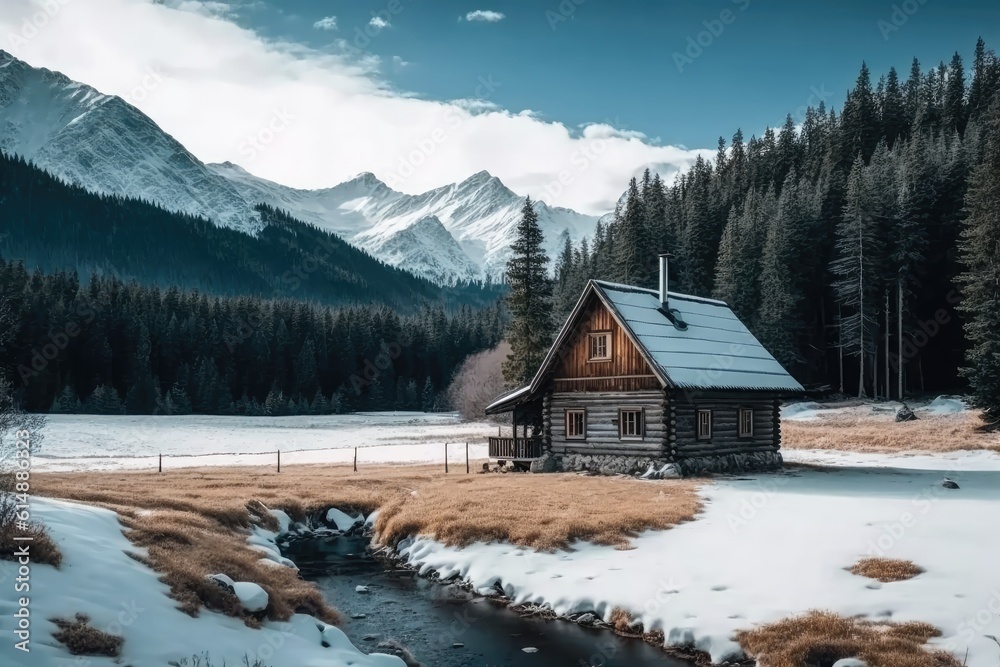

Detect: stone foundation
[675,450,783,476]
[533,449,783,476]
[554,453,670,476]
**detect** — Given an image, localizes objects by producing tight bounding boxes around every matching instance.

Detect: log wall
[670,392,779,459]
[546,391,667,457]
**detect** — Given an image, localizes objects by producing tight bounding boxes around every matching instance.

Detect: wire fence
[36,441,491,474]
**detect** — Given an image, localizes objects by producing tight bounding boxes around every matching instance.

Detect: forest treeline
[0,150,502,311]
[553,38,1000,404]
[1,259,506,415]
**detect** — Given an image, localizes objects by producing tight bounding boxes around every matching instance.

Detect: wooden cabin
[485,255,803,475]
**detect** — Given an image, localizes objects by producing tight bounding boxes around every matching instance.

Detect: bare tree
[447,341,512,423]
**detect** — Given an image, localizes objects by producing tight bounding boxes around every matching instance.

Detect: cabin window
[619,409,644,439]
[739,409,754,438]
[588,332,611,361]
[697,409,713,440]
[565,409,586,440]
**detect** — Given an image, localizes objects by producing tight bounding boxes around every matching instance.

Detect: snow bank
[0,497,404,667]
[326,508,363,532]
[398,455,1000,665]
[919,396,968,416]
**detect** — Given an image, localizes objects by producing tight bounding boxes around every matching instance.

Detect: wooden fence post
[353,447,358,473]
[445,442,449,473]
[158,453,162,473]
[466,442,469,474]
[277,450,281,473]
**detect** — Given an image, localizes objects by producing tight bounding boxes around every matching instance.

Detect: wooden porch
[488,435,544,461]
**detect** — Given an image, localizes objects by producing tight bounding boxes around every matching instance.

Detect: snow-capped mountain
[211,162,599,281]
[0,51,600,284]
[0,50,260,233]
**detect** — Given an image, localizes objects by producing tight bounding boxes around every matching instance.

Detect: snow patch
[326,507,363,532]
[397,455,1000,665]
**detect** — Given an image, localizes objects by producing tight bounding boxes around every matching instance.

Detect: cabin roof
[485,279,803,414]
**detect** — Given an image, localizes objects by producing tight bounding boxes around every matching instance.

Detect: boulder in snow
[232,581,269,613]
[207,573,236,595]
[942,477,960,489]
[895,404,918,422]
[355,585,370,594]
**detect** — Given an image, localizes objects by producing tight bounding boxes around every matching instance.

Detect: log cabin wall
[547,390,667,457]
[551,296,661,393]
[670,392,780,459]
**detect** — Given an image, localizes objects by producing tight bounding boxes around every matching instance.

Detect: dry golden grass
[735,611,961,667]
[51,613,123,657]
[782,409,999,453]
[32,464,701,622]
[851,557,925,583]
[0,495,62,567]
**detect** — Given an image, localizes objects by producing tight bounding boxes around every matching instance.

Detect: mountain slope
[210,164,600,281]
[0,150,499,310]
[0,50,260,233]
[0,50,600,284]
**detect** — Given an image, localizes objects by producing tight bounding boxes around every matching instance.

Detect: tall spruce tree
[502,197,554,386]
[957,101,1000,424]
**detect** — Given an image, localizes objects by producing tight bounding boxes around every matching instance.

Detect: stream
[282,532,696,667]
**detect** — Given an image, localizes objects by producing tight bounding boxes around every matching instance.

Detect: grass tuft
[51,613,123,656]
[850,557,925,583]
[735,611,961,667]
[0,493,62,567]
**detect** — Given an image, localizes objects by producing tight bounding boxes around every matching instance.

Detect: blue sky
[250,0,999,148]
[2,0,996,213]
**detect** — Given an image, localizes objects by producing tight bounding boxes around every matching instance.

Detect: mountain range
[0,50,600,284]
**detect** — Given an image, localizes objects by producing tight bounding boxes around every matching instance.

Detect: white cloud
[464,10,505,23]
[368,16,389,30]
[0,0,709,215]
[391,55,408,68]
[312,16,337,30]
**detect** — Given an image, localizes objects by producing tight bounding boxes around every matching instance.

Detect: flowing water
[283,533,694,667]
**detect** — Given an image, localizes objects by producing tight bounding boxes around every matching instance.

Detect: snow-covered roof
[486,280,803,413]
[484,385,532,415]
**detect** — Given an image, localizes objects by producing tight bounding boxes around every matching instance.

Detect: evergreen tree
[832,156,884,397]
[756,174,814,369]
[421,377,435,412]
[502,197,554,386]
[957,100,1000,423]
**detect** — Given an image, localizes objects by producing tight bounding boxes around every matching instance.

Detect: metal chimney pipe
[658,253,672,308]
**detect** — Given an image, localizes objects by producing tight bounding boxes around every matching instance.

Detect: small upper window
[566,409,586,440]
[739,409,754,438]
[588,332,611,361]
[697,409,713,440]
[620,409,644,439]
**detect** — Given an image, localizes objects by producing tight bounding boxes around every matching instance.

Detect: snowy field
[401,449,1000,666]
[34,412,496,471]
[781,395,969,422]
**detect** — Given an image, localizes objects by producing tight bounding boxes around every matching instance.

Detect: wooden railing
[488,436,544,460]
